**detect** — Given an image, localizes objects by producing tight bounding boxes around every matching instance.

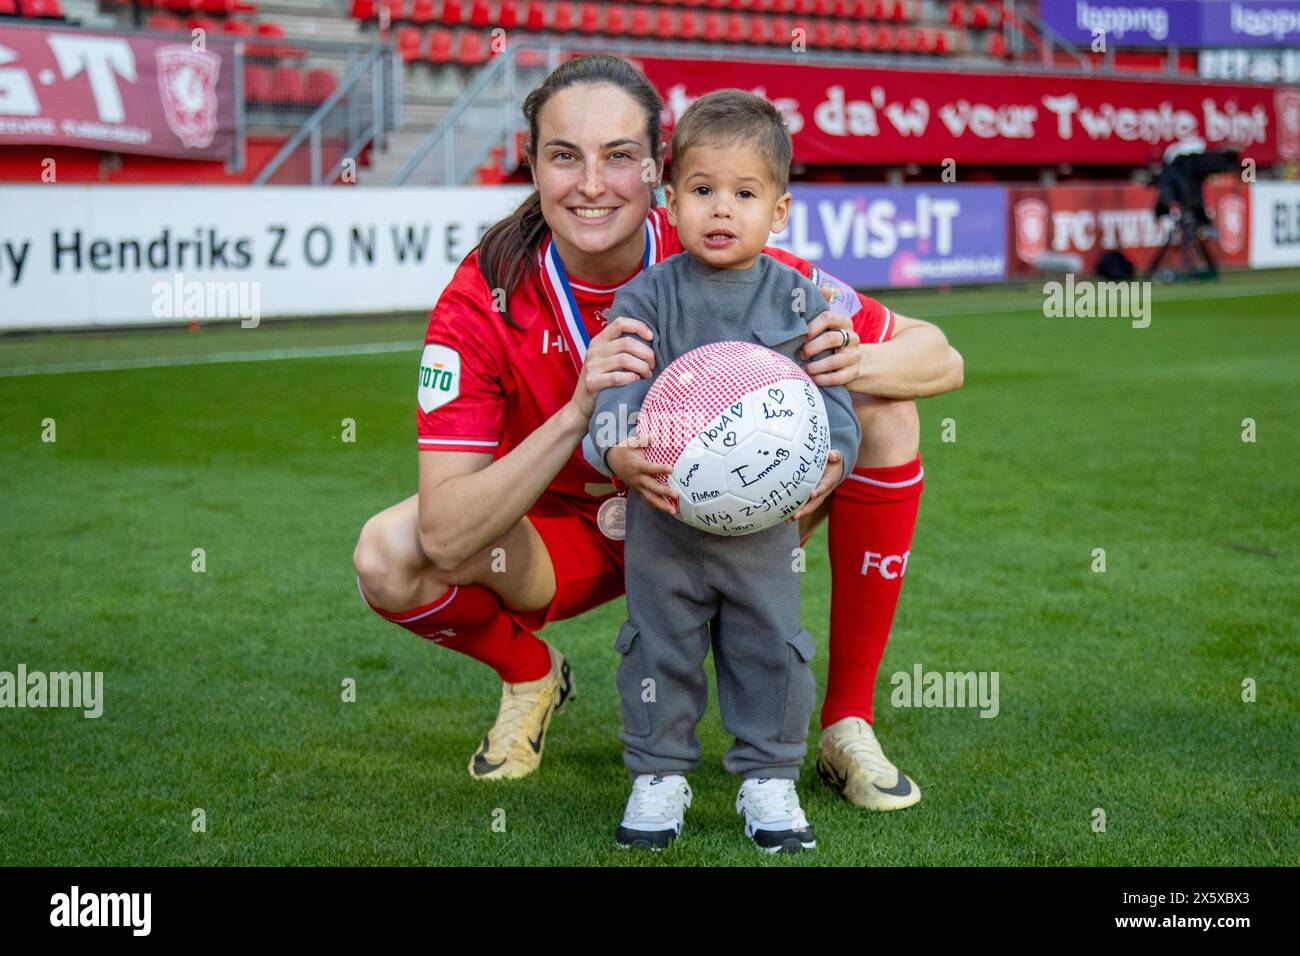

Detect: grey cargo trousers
[615,490,817,781]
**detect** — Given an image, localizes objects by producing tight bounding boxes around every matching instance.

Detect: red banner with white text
[635,57,1296,167]
[0,25,236,161]
[1005,180,1252,275]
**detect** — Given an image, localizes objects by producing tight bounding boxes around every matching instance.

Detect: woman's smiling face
[530,83,661,281]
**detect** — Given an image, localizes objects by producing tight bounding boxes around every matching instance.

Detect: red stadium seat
[427,27,454,61]
[702,11,722,39]
[220,18,253,35]
[677,9,697,38]
[654,8,674,37]
[381,0,406,21]
[146,13,184,31]
[411,0,435,22]
[768,14,789,44]
[243,63,273,102]
[304,69,337,105]
[498,0,518,26]
[0,0,18,14]
[185,15,220,32]
[272,65,305,104]
[947,0,965,26]
[852,21,872,49]
[831,20,852,48]
[551,1,575,31]
[525,0,544,29]
[469,0,491,26]
[455,28,487,64]
[987,31,1005,57]
[630,7,651,35]
[441,0,462,23]
[725,12,744,41]
[159,0,194,13]
[747,14,768,43]
[579,2,600,32]
[396,25,422,61]
[874,23,894,50]
[893,0,910,21]
[19,0,64,10]
[812,19,829,46]
[604,4,626,33]
[969,2,990,28]
[933,28,950,54]
[350,0,377,19]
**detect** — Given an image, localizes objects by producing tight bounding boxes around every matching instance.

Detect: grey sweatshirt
[582,252,860,492]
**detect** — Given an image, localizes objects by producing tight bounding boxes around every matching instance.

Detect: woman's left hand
[785,449,843,526]
[800,310,860,388]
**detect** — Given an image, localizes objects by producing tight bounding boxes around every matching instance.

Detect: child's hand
[606,433,679,517]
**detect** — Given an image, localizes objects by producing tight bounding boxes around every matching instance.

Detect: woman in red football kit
[352,56,963,808]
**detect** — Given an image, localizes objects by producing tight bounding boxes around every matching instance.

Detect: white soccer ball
[637,340,830,536]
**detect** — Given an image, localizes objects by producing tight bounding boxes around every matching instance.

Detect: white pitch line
[0,340,421,379]
[878,279,1300,318]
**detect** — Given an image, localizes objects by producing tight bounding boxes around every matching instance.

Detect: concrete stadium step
[359,121,452,185]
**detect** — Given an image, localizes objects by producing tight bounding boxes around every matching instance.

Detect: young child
[582,90,862,853]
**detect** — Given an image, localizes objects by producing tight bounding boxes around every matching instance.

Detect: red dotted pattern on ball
[638,340,811,486]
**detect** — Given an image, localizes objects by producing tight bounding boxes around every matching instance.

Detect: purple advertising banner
[1040,0,1203,47]
[766,185,1008,288]
[0,25,236,161]
[1203,1,1300,47]
[1041,0,1300,48]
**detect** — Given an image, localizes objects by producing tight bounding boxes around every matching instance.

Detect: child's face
[665,141,792,270]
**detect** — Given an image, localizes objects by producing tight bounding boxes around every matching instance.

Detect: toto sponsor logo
[155,45,221,149]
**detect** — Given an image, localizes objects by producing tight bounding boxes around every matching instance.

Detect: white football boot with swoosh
[468,641,575,780]
[816,716,921,811]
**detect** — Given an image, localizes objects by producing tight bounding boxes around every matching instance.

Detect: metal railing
[253,37,402,184]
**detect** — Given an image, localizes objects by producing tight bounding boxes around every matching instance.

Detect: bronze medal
[596,495,627,540]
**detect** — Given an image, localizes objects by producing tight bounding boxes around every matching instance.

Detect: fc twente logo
[156,45,221,149]
[1276,89,1300,162]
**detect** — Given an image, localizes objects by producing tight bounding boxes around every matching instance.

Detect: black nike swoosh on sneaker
[874,773,913,797]
[473,736,505,776]
[528,704,554,754]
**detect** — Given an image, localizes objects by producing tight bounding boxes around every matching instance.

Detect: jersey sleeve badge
[418,344,462,413]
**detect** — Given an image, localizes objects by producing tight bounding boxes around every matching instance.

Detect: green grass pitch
[2,272,1297,866]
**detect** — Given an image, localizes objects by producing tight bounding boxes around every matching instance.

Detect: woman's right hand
[606,432,679,517]
[568,317,656,420]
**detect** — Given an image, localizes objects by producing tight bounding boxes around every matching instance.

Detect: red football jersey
[416,206,895,506]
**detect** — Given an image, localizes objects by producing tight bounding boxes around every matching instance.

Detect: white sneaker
[616,774,692,850]
[736,777,816,853]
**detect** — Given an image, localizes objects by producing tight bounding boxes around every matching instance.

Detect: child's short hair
[669,89,793,196]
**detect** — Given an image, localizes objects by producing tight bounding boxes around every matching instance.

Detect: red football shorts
[501,491,626,633]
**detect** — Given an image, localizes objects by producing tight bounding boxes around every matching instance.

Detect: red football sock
[357,578,552,684]
[822,453,924,728]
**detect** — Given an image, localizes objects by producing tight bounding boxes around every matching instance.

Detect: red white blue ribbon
[538,216,659,375]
